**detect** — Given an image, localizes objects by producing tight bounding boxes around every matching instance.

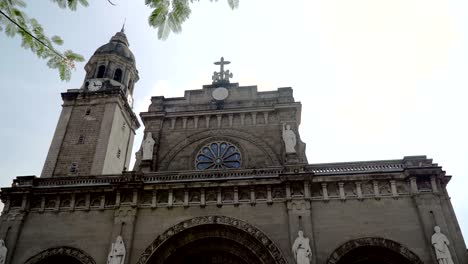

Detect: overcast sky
[0,0,467,243]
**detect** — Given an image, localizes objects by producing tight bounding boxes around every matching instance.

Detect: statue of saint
[0,240,7,264]
[431,226,454,264]
[132,147,142,171]
[282,123,297,153]
[142,132,155,160]
[107,235,126,264]
[292,230,311,264]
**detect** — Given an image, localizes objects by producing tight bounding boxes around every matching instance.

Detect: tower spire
[121,18,126,33]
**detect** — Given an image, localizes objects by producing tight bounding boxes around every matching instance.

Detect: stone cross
[212,57,233,84]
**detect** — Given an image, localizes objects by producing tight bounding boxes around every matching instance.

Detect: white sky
[0,0,467,243]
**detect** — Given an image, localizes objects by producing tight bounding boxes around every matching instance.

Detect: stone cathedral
[0,29,467,264]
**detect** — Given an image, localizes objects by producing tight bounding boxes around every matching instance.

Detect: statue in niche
[282,123,297,153]
[142,132,155,160]
[292,230,312,264]
[0,240,7,264]
[431,226,454,264]
[107,235,126,264]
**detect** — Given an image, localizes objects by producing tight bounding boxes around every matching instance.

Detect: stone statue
[142,132,155,160]
[0,240,7,264]
[292,230,311,264]
[431,226,454,264]
[282,123,297,153]
[132,147,142,171]
[107,235,126,264]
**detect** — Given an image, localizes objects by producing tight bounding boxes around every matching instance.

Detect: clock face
[127,94,133,107]
[88,80,103,91]
[212,87,229,101]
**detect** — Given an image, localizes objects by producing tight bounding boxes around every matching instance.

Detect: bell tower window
[97,65,106,78]
[113,68,123,82]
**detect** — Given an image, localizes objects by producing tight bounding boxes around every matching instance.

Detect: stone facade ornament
[282,123,297,153]
[0,240,7,264]
[142,132,155,161]
[431,226,454,264]
[212,57,233,84]
[107,235,126,264]
[292,230,311,264]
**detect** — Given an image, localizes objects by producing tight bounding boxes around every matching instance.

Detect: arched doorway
[136,216,287,264]
[326,237,424,264]
[24,246,96,264]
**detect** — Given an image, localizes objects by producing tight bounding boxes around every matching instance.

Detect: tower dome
[93,29,135,64]
[83,28,139,103]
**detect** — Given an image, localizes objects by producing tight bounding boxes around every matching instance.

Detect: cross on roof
[212,57,233,84]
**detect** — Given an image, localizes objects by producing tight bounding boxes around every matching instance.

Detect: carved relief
[343,182,356,197]
[105,193,116,206]
[45,196,56,209]
[157,190,168,204]
[173,190,184,204]
[135,216,287,264]
[141,191,153,205]
[291,182,304,197]
[361,181,374,197]
[379,181,391,196]
[189,190,201,203]
[417,176,432,192]
[222,188,234,202]
[326,237,423,264]
[120,191,132,204]
[272,185,285,199]
[159,129,280,170]
[256,186,267,200]
[327,183,339,198]
[238,187,250,201]
[396,181,410,194]
[25,246,96,264]
[206,189,217,202]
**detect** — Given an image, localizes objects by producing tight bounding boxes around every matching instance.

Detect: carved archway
[159,129,281,170]
[326,237,424,264]
[24,246,96,264]
[136,215,287,264]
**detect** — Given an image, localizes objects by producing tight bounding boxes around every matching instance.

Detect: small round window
[195,142,241,170]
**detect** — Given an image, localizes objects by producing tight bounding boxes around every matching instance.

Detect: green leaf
[5,22,17,37]
[51,35,63,45]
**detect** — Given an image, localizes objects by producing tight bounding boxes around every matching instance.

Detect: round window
[195,142,241,170]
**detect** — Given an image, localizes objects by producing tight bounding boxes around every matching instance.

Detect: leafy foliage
[0,0,238,81]
[146,0,239,40]
[0,0,86,81]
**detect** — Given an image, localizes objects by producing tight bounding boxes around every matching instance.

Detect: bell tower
[41,28,140,177]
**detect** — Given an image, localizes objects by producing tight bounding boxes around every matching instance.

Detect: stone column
[111,206,138,264]
[0,209,27,264]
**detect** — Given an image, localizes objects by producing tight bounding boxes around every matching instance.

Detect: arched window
[113,68,123,82]
[96,65,106,78]
[195,142,241,170]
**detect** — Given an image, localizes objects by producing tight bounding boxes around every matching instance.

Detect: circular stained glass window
[195,142,242,170]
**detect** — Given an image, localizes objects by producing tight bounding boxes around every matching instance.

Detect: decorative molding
[24,246,96,264]
[135,215,287,264]
[326,237,424,264]
[159,129,281,170]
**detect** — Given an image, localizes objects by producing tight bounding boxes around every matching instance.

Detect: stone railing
[143,167,284,183]
[306,162,404,175]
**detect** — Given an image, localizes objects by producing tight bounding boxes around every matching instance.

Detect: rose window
[195,142,241,170]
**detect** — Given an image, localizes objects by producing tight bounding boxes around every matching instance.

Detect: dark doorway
[336,246,413,264]
[36,255,83,264]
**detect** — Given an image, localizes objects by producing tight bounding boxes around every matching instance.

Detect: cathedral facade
[0,30,466,264]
